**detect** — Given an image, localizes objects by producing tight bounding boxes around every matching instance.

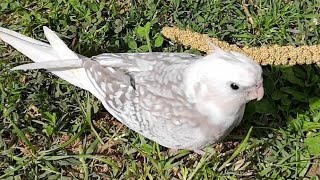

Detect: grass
[0,0,320,179]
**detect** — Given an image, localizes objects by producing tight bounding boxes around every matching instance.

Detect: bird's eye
[230,83,239,90]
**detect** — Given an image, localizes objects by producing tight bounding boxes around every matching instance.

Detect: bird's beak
[248,83,264,101]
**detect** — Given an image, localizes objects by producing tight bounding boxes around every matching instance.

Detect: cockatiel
[0,27,264,152]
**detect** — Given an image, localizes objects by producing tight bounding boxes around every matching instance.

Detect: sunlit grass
[0,0,319,179]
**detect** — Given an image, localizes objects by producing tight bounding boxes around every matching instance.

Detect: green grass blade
[10,119,36,153]
[218,127,253,172]
[0,158,32,179]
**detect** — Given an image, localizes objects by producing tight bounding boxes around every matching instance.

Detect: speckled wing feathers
[81,59,137,128]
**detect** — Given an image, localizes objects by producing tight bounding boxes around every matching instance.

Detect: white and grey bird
[0,27,264,152]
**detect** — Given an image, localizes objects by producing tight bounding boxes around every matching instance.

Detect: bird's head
[185,48,264,108]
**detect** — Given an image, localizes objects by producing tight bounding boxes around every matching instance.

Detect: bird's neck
[195,97,246,128]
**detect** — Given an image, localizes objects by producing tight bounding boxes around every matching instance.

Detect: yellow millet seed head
[161,27,213,53]
[162,26,320,65]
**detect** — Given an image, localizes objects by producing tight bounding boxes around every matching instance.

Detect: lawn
[0,0,320,179]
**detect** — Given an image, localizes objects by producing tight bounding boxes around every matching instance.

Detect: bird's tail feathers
[0,27,55,63]
[0,27,95,93]
[42,26,79,60]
